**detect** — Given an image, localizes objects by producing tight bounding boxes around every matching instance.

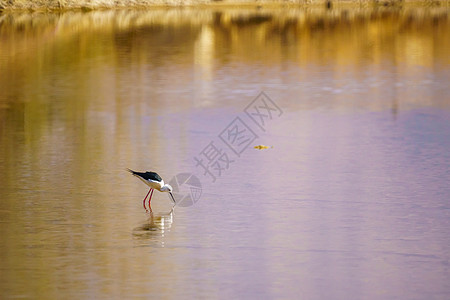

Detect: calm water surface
[1,7,449,299]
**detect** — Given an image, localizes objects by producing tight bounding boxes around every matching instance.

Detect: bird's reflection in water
[132,206,174,246]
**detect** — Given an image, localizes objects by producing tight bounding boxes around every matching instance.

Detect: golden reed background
[0,0,449,11]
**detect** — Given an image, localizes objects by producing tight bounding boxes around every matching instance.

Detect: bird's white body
[137,176,165,191]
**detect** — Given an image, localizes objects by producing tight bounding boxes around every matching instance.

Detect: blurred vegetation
[0,0,449,11]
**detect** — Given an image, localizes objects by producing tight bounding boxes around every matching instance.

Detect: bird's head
[162,184,176,203]
[161,184,173,192]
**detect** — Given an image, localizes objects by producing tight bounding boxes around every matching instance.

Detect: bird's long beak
[169,192,176,204]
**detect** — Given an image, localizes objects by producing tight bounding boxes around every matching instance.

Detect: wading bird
[127,169,176,212]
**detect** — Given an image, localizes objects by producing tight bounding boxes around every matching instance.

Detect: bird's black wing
[142,172,162,182]
[128,169,162,181]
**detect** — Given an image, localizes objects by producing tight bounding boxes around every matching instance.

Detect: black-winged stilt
[127,169,176,211]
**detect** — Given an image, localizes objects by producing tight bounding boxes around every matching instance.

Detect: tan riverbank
[0,0,448,11]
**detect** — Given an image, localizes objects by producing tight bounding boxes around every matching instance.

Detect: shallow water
[1,7,449,299]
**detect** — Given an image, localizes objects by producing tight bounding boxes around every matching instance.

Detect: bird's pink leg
[148,189,154,206]
[147,189,154,213]
[143,189,152,211]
